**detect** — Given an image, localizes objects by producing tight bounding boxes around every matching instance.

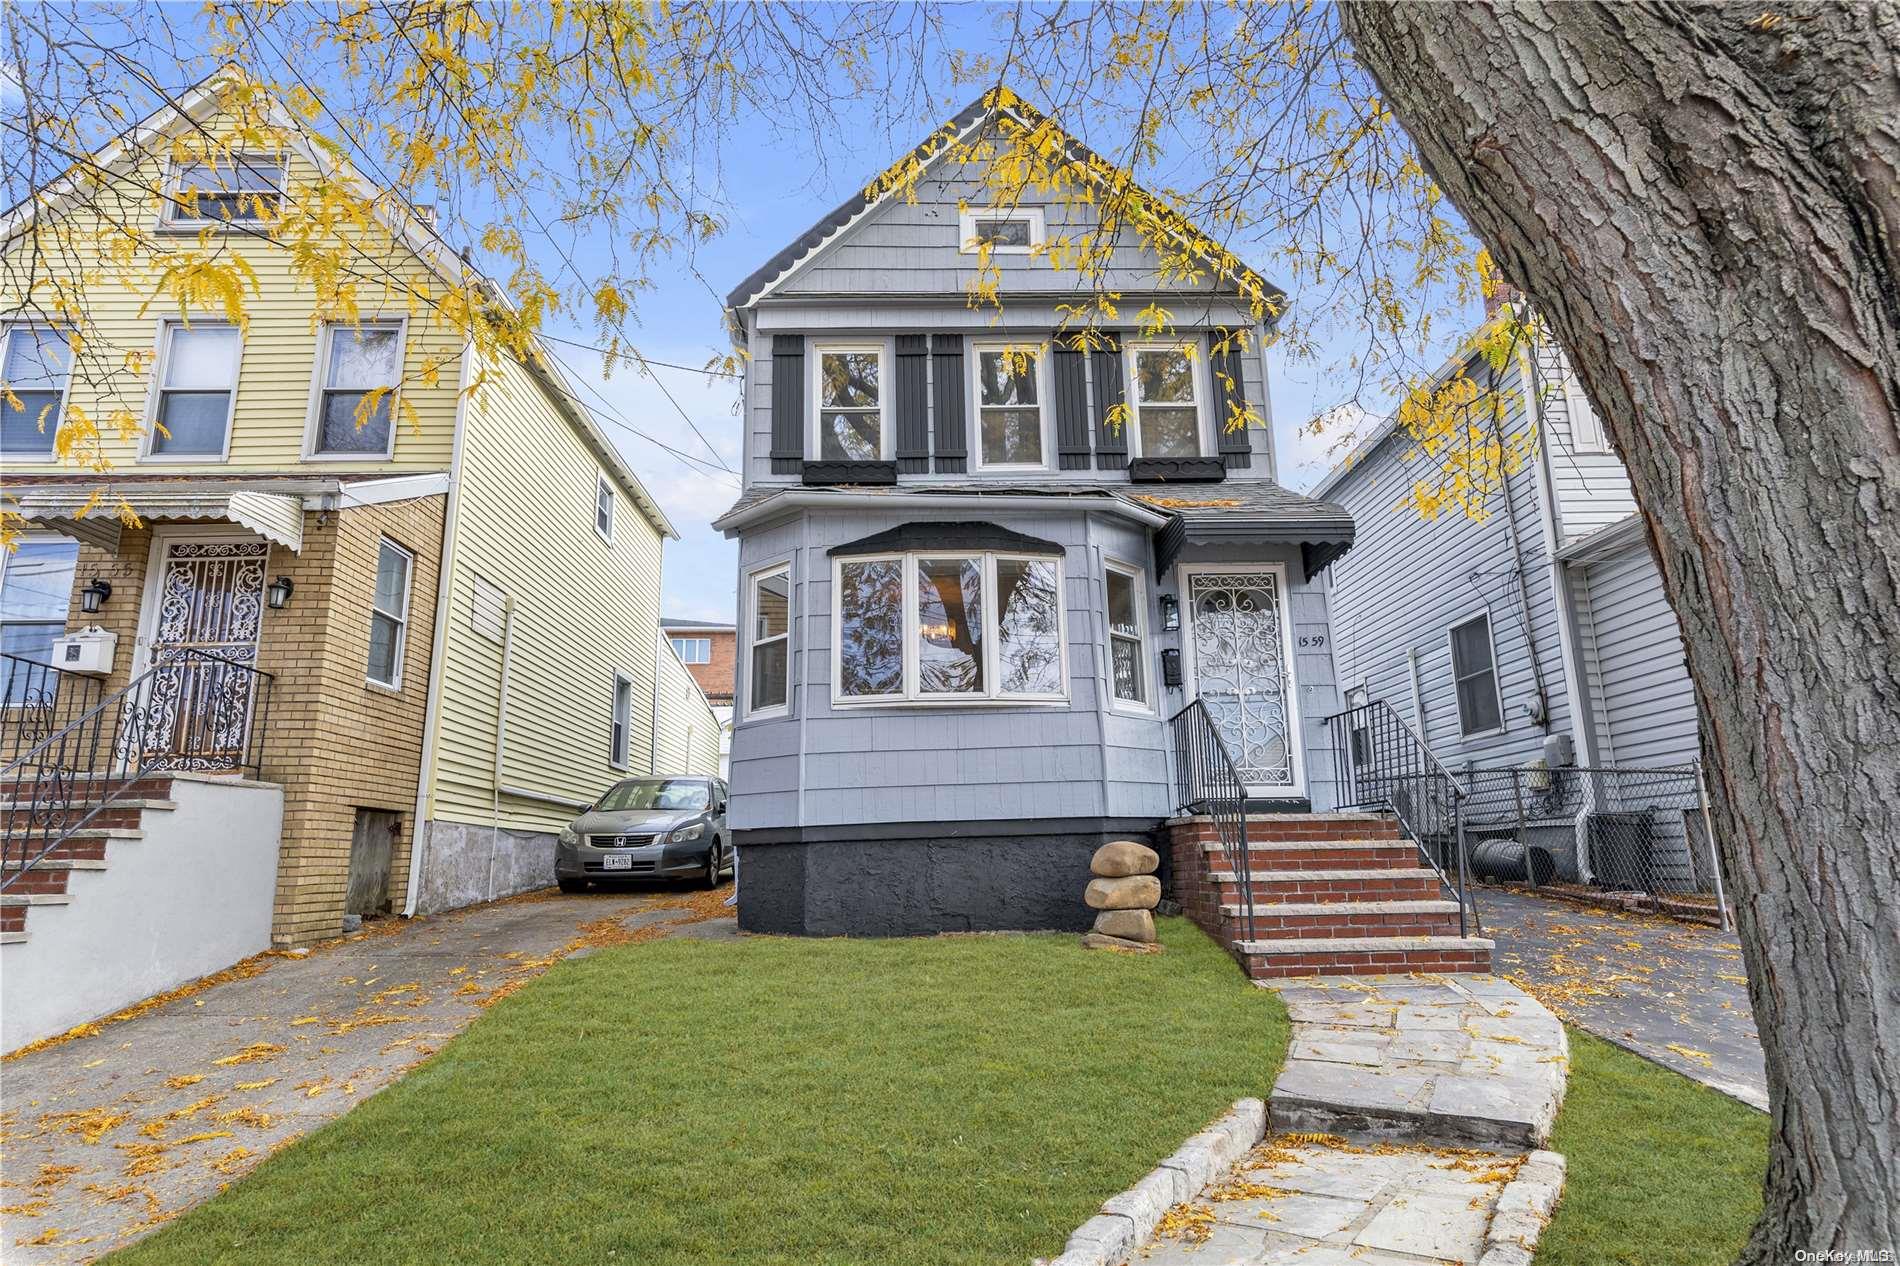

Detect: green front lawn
[1538,1028,1768,1266]
[113,918,1287,1266]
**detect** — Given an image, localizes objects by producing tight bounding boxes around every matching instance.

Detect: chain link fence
[1458,764,1729,922]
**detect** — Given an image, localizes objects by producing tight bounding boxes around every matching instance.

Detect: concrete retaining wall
[410,819,556,916]
[2,774,283,1053]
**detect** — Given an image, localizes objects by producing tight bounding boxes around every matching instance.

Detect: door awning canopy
[10,487,306,552]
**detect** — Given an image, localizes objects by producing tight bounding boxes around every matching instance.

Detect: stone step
[0,930,26,945]
[1221,899,1466,941]
[0,857,110,873]
[1221,867,1448,904]
[1235,934,1494,980]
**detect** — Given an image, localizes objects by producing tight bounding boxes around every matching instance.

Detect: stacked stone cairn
[1081,840,1162,952]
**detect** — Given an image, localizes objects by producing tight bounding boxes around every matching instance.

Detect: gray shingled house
[710,93,1494,975]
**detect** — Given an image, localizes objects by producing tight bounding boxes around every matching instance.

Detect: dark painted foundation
[736,822,1158,937]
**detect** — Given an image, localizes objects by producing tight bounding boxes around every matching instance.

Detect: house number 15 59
[1298,634,1327,649]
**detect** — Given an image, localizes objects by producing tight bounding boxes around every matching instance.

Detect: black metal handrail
[1168,698,1255,942]
[2,651,104,765]
[1324,700,1474,936]
[1,649,275,891]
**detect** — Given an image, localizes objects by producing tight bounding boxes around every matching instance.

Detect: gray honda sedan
[555,776,730,892]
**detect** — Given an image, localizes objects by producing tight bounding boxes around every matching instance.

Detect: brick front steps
[0,783,175,944]
[1167,812,1494,979]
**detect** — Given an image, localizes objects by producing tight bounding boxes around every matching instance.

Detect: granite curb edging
[1478,1148,1567,1266]
[1036,1098,1267,1266]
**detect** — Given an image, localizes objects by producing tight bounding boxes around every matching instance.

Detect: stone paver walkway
[1478,887,1765,1109]
[1,886,733,1263]
[1118,976,1568,1266]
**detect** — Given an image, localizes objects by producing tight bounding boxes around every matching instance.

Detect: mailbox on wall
[49,628,117,676]
[1160,648,1183,688]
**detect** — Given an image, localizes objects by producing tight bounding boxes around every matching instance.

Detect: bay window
[747,565,791,716]
[1128,343,1203,458]
[833,551,1066,705]
[1105,562,1149,707]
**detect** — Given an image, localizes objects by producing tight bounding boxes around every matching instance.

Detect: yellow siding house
[1,70,720,953]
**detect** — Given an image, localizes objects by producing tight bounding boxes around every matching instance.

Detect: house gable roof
[724,88,1283,319]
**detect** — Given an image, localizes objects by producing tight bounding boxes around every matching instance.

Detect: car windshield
[596,779,710,812]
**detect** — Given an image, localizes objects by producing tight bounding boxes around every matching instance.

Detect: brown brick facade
[53,496,445,945]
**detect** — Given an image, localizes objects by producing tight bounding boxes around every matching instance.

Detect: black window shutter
[1090,334,1128,470]
[770,335,805,474]
[1052,339,1091,470]
[1209,329,1253,470]
[931,334,967,473]
[895,335,930,474]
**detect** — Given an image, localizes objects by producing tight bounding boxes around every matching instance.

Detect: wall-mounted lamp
[80,579,113,615]
[1158,593,1181,633]
[266,576,295,609]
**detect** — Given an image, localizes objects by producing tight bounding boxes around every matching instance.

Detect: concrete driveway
[1475,886,1766,1109]
[1,884,734,1263]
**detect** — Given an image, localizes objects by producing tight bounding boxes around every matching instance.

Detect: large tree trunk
[1340,2,1899,1259]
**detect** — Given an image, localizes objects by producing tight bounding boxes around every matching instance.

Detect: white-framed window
[1562,372,1610,454]
[162,153,285,227]
[1,326,72,458]
[0,534,79,705]
[832,551,1066,706]
[595,472,616,543]
[747,565,791,717]
[1448,612,1504,737]
[670,636,712,664]
[610,672,634,768]
[1126,342,1205,458]
[309,320,404,457]
[366,538,414,688]
[810,342,887,462]
[971,342,1050,470]
[144,321,240,459]
[956,206,1046,254]
[1104,561,1149,709]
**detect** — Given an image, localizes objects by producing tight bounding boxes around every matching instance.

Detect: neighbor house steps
[1167,811,1493,979]
[0,778,177,945]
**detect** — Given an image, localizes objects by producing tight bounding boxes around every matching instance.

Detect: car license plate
[602,854,633,871]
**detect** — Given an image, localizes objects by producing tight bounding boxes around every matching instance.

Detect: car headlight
[558,825,579,846]
[669,822,704,843]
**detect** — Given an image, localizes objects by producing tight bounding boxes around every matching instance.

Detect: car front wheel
[703,842,723,889]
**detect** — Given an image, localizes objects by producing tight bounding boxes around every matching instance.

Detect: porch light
[1158,593,1180,632]
[80,579,113,615]
[267,575,295,609]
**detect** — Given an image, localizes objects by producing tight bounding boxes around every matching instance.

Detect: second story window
[147,322,240,459]
[1,326,70,458]
[313,322,402,456]
[164,155,284,227]
[973,344,1047,469]
[671,636,711,664]
[595,472,616,542]
[1129,344,1203,458]
[813,344,884,461]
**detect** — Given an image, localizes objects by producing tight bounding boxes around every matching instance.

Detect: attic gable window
[957,207,1046,255]
[811,343,886,461]
[163,155,285,227]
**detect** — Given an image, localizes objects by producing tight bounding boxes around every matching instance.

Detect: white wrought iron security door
[1182,566,1301,795]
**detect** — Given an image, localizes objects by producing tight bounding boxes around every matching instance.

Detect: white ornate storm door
[1180,564,1303,796]
[132,536,269,771]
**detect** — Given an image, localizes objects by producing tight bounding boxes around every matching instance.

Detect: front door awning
[8,487,307,553]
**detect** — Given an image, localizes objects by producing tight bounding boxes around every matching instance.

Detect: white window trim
[1104,558,1153,714]
[671,636,712,665]
[365,537,415,690]
[302,317,408,461]
[969,340,1054,472]
[609,671,634,769]
[139,319,241,464]
[1561,372,1610,454]
[1124,340,1211,459]
[807,341,891,462]
[0,323,72,459]
[595,471,617,544]
[1447,609,1507,739]
[157,152,288,231]
[744,563,792,719]
[831,551,1070,708]
[956,206,1047,255]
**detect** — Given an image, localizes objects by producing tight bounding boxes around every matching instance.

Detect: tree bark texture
[1341,2,1898,1260]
